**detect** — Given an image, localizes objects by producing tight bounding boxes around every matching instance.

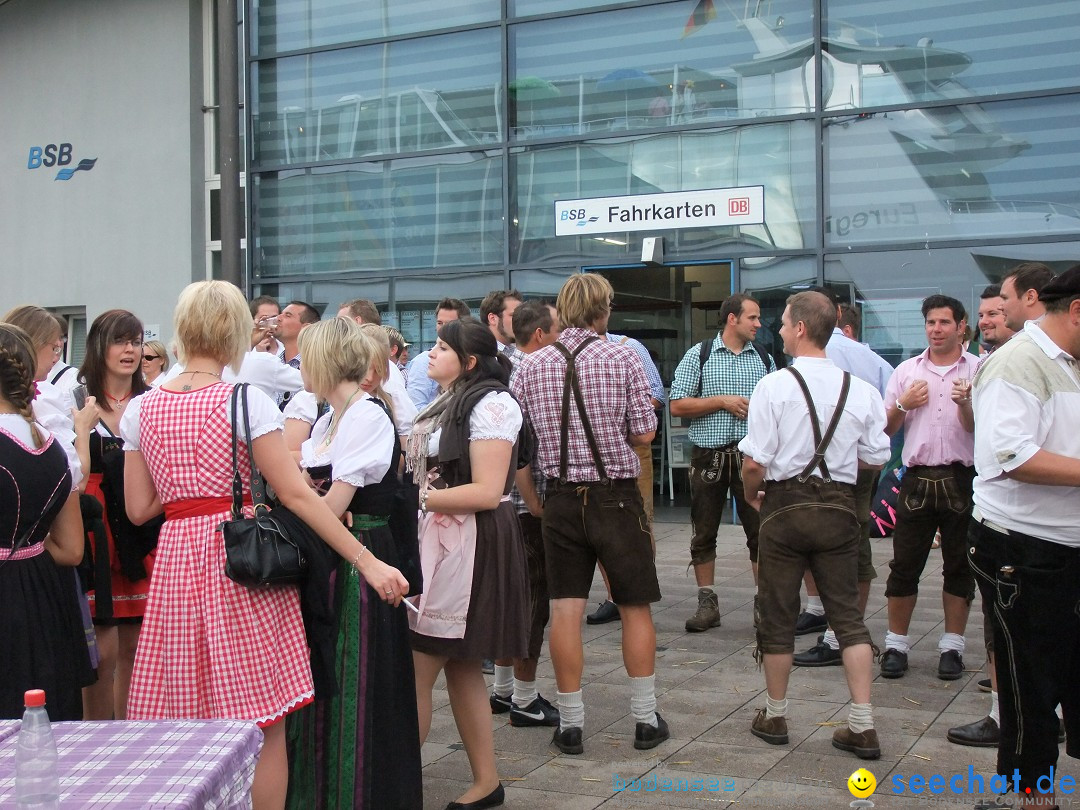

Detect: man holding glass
[878,295,980,681]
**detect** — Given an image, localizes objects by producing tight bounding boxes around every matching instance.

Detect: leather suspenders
[553,337,609,485]
[784,366,851,484]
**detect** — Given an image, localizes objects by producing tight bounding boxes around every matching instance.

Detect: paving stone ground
[421,506,1078,809]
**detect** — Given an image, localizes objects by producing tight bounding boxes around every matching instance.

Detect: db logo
[729,197,750,216]
[27,143,98,181]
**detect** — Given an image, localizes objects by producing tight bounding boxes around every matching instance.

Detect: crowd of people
[1,261,1077,810]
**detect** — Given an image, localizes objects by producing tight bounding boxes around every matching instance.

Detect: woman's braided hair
[0,324,43,447]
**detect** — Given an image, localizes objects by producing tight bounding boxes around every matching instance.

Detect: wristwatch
[895,399,908,412]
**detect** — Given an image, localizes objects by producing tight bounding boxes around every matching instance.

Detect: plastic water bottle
[14,690,59,809]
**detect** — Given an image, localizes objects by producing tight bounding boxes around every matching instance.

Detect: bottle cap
[24,689,46,708]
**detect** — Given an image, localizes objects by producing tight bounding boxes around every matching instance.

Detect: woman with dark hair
[406,318,530,810]
[0,324,93,720]
[74,309,153,721]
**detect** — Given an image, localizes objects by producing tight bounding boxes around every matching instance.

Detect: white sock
[805,596,825,616]
[849,702,874,734]
[989,691,999,725]
[557,690,584,731]
[938,632,965,655]
[493,665,514,698]
[885,631,910,655]
[766,695,788,719]
[512,678,537,709]
[822,629,839,650]
[630,675,658,727]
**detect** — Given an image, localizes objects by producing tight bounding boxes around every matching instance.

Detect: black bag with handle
[219,383,308,586]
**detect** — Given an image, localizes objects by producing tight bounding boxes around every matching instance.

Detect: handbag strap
[230,384,271,519]
[785,366,850,484]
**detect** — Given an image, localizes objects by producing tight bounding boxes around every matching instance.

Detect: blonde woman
[121,281,407,810]
[286,318,421,809]
[140,340,170,386]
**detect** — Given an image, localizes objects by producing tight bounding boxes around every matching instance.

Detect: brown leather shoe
[832,726,881,760]
[750,708,789,745]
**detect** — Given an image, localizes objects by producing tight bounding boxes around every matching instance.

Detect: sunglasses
[142,354,160,361]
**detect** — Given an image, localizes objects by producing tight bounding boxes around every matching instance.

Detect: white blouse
[120,384,284,451]
[426,390,522,456]
[301,397,396,488]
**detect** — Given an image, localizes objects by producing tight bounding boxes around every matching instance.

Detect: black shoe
[793,636,843,667]
[489,691,512,714]
[586,599,620,625]
[978,677,992,693]
[880,648,909,679]
[795,610,828,636]
[445,783,505,810]
[552,725,584,755]
[510,695,560,727]
[481,659,495,675]
[634,713,670,750]
[938,650,964,681]
[947,716,1000,747]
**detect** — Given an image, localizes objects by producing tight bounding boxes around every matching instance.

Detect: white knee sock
[629,675,657,728]
[885,631,910,654]
[766,695,788,719]
[557,690,584,731]
[805,596,825,616]
[512,678,537,709]
[938,632,965,655]
[989,691,999,725]
[849,702,874,733]
[493,665,514,698]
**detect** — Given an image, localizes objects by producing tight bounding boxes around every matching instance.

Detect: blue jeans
[967,518,1080,794]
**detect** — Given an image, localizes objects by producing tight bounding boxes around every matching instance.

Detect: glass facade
[246,0,1080,364]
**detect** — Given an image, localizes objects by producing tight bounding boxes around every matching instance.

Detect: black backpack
[694,339,779,397]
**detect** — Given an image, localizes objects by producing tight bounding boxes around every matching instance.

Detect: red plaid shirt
[511,327,656,481]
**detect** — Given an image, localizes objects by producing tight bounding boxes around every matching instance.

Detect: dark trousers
[968,518,1080,794]
[689,444,760,565]
[518,512,550,661]
[756,477,871,655]
[885,464,975,599]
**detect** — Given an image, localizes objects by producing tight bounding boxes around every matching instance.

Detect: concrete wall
[0,0,204,341]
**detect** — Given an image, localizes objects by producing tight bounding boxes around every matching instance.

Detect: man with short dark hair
[740,291,889,760]
[967,265,1080,808]
[999,262,1055,332]
[277,300,320,368]
[837,304,860,341]
[669,293,773,633]
[337,298,381,325]
[976,284,1014,354]
[490,299,562,728]
[406,297,471,409]
[878,295,979,681]
[512,273,668,756]
[480,289,524,364]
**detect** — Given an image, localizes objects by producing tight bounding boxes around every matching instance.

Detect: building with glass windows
[3,0,1079,378]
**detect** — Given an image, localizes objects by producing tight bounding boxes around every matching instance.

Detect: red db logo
[729,197,750,216]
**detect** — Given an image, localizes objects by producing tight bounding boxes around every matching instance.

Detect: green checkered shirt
[669,335,774,448]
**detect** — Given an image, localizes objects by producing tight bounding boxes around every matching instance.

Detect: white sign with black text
[554,186,765,237]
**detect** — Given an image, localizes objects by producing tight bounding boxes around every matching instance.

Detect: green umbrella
[510,77,561,128]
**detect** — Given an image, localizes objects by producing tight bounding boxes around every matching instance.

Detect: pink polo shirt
[885,349,981,467]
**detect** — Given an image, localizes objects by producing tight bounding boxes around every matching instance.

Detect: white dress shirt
[739,357,890,484]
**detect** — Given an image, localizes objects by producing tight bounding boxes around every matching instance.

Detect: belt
[0,541,45,561]
[971,505,1010,536]
[164,496,250,521]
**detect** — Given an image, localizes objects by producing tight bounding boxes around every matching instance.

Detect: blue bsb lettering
[27,143,98,181]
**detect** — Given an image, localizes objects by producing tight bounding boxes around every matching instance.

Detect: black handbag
[220,383,308,587]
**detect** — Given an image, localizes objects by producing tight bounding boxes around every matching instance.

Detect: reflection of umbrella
[509,76,561,127]
[596,68,662,119]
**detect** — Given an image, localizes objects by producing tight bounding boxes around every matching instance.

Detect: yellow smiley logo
[848,768,877,798]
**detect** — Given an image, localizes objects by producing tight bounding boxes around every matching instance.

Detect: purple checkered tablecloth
[0,721,19,745]
[0,720,262,809]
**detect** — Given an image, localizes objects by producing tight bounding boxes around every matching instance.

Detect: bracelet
[349,545,368,575]
[895,399,908,413]
[419,488,429,514]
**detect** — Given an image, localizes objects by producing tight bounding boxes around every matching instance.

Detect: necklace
[104,390,131,406]
[180,369,223,391]
[322,386,362,447]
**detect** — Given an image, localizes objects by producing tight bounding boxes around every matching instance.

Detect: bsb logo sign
[27,143,98,181]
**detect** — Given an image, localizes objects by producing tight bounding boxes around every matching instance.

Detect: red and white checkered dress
[123,382,314,726]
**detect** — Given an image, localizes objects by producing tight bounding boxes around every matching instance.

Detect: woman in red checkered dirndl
[121,281,409,809]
